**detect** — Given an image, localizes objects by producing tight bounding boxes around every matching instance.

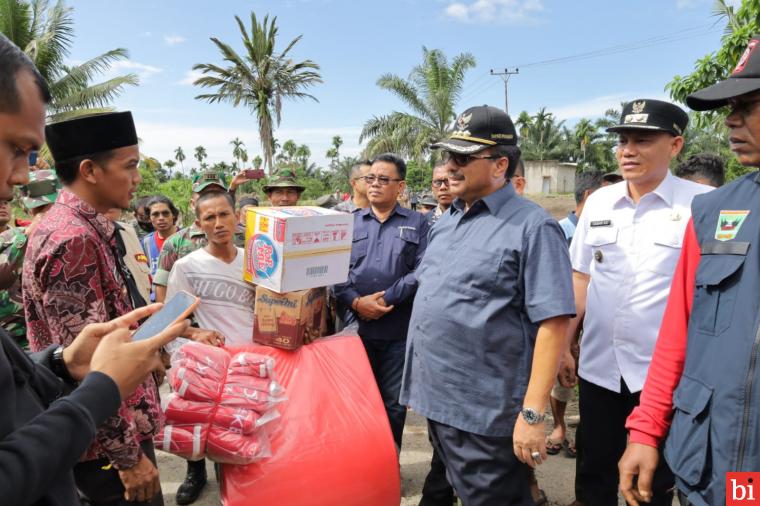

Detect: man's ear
[670,136,685,158]
[398,180,407,196]
[493,156,509,180]
[79,159,99,184]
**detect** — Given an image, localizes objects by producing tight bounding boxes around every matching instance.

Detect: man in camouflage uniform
[0,169,60,348]
[263,169,305,206]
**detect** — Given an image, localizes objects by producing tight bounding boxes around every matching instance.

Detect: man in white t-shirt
[167,191,255,347]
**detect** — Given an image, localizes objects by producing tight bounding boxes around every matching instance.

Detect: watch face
[522,408,539,424]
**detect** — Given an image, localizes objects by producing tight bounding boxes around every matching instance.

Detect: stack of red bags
[155,342,285,464]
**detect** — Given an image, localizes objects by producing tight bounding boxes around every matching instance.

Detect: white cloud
[164,34,186,46]
[548,92,669,121]
[177,69,205,86]
[133,121,363,169]
[443,0,545,24]
[106,60,163,81]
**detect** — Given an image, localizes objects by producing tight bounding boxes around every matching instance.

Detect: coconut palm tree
[519,107,567,161]
[164,160,176,178]
[174,146,186,174]
[230,137,245,170]
[360,47,475,162]
[194,146,207,169]
[192,12,322,173]
[0,0,139,122]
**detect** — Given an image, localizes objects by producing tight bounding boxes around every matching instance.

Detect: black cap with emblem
[431,105,518,154]
[606,99,688,137]
[687,35,760,111]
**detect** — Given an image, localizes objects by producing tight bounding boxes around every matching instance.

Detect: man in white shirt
[167,191,255,347]
[558,99,712,506]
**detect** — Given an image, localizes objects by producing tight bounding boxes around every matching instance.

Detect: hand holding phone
[132,291,200,341]
[244,169,265,180]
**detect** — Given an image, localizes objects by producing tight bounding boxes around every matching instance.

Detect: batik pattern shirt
[0,227,28,348]
[22,190,160,469]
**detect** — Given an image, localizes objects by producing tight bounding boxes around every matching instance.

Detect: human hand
[230,172,249,191]
[356,291,394,320]
[63,304,167,382]
[118,454,161,502]
[557,350,577,388]
[89,315,189,400]
[512,415,547,469]
[185,327,225,347]
[619,442,659,505]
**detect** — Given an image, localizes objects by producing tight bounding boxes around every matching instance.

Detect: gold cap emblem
[631,101,646,114]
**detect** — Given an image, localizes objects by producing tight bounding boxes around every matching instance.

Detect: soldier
[263,169,305,206]
[417,193,437,214]
[0,169,60,348]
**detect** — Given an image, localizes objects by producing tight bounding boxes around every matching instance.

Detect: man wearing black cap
[0,33,188,506]
[23,111,167,505]
[557,99,712,506]
[620,35,760,506]
[400,105,575,504]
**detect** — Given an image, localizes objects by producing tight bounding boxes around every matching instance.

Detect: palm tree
[0,0,139,122]
[515,111,533,139]
[574,118,598,163]
[253,155,263,169]
[192,13,323,173]
[194,146,207,169]
[519,107,567,161]
[230,137,245,170]
[360,47,475,162]
[326,135,342,165]
[174,146,186,174]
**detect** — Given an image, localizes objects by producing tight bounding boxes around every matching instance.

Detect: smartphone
[245,169,265,180]
[131,291,200,341]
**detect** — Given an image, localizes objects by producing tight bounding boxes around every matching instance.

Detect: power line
[489,68,519,115]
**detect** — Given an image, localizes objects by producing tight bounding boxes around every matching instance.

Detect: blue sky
[68,0,738,169]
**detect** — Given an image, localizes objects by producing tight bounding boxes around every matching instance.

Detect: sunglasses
[363,175,402,186]
[442,151,503,167]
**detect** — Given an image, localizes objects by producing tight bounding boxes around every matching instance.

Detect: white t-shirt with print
[166,247,255,346]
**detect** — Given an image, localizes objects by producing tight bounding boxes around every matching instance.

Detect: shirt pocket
[644,226,685,276]
[449,248,502,299]
[584,227,618,272]
[664,374,713,487]
[393,229,420,270]
[350,230,369,267]
[691,242,748,336]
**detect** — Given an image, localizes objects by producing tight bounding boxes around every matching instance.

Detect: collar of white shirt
[611,170,675,208]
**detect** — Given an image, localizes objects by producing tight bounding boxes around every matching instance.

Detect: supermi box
[243,206,353,293]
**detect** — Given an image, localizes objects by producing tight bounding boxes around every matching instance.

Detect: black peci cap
[687,36,760,111]
[432,105,517,154]
[606,99,688,136]
[45,111,138,162]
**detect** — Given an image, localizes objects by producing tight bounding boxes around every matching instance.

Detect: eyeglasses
[442,151,503,167]
[362,175,402,185]
[432,178,450,188]
[727,97,760,117]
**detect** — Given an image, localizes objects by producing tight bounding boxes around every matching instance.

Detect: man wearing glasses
[426,163,453,226]
[334,153,429,451]
[400,105,575,505]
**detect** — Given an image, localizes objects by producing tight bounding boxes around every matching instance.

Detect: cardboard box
[243,206,353,293]
[253,286,328,350]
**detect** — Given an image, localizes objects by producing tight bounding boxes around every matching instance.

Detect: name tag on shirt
[590,220,612,228]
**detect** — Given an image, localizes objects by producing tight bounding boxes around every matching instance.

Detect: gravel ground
[157,192,583,505]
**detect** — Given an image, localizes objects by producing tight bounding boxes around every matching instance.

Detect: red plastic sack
[154,423,207,461]
[213,406,260,435]
[207,426,270,465]
[163,393,214,425]
[220,334,400,506]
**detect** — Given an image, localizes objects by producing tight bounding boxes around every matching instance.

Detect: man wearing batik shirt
[0,169,59,348]
[23,111,164,506]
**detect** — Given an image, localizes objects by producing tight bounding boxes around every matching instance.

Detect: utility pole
[490,68,519,115]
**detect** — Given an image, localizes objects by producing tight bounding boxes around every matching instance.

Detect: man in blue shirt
[400,105,575,505]
[334,153,429,450]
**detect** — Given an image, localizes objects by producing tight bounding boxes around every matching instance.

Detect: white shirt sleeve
[569,202,593,275]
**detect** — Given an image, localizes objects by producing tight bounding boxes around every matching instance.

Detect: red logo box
[727,473,760,505]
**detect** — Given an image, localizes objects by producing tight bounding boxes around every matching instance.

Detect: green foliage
[192,12,322,172]
[360,47,475,162]
[405,160,433,192]
[0,0,138,122]
[135,166,194,226]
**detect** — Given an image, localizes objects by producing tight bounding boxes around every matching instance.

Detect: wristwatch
[51,345,78,386]
[520,407,545,425]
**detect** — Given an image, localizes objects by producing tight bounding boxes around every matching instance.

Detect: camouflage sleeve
[153,235,178,287]
[0,229,26,290]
